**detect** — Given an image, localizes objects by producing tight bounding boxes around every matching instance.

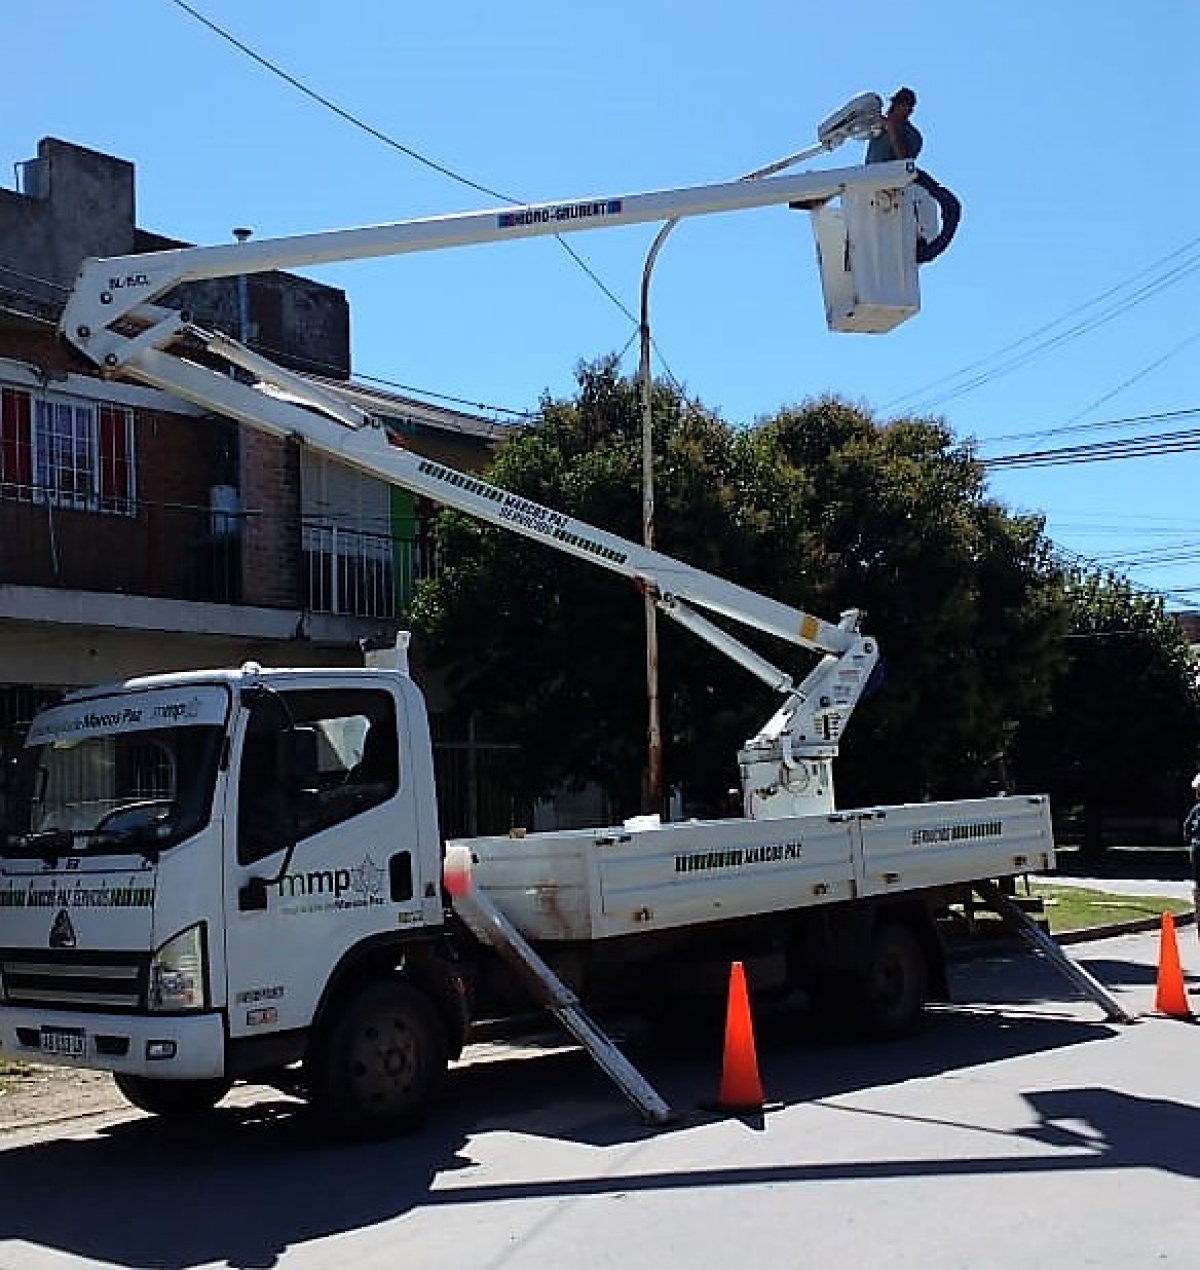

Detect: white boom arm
[60,160,909,817]
[62,160,913,368]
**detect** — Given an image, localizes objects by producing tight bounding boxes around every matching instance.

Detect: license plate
[40,1027,85,1058]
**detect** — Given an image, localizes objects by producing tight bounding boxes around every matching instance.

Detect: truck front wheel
[310,980,447,1139]
[113,1073,233,1116]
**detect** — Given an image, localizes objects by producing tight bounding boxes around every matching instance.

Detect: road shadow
[0,1102,470,1269]
[955,945,1160,998]
[7,1063,1193,1269]
[0,979,1121,1269]
[1019,1085,1200,1174]
[359,1082,1200,1213]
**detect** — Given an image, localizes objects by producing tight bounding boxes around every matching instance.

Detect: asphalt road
[3,923,1199,1269]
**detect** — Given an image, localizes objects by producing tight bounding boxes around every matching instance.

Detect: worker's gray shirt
[866,121,923,163]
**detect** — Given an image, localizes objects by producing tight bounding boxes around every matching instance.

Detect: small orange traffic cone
[1155,911,1193,1019]
[715,961,765,1112]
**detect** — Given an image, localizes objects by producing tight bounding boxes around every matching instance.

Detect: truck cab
[0,660,464,1129]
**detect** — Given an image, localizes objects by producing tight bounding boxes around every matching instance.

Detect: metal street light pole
[637,216,681,816]
[636,93,883,818]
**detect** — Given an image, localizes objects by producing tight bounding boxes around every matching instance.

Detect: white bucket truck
[0,106,1121,1137]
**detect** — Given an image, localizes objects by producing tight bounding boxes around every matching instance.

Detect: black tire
[309,980,447,1140]
[854,921,928,1040]
[113,1072,232,1116]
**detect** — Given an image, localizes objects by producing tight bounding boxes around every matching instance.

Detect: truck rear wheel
[855,921,928,1039]
[113,1073,233,1116]
[310,980,447,1139]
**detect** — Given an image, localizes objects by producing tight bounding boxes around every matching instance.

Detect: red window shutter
[98,403,130,503]
[0,388,32,492]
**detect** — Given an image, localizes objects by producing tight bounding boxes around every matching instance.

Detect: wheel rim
[868,928,923,1027]
[347,1012,422,1110]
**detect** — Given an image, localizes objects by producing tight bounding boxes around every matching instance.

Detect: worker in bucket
[1183,773,1200,938]
[864,86,962,265]
[865,87,923,163]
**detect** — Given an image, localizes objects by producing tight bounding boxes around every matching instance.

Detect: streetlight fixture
[637,93,882,816]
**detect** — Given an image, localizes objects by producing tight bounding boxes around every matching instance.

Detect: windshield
[2,685,229,862]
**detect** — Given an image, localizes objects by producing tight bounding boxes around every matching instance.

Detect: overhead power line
[884,235,1200,415]
[978,406,1200,450]
[1044,542,1200,610]
[165,0,639,332]
[0,263,536,420]
[167,0,511,203]
[0,262,70,297]
[983,421,1200,470]
[165,1,719,413]
[1060,330,1200,428]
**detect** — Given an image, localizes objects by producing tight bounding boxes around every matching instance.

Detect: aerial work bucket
[810,163,962,334]
[811,182,921,334]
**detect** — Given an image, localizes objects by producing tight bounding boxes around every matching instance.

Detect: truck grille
[0,949,150,1012]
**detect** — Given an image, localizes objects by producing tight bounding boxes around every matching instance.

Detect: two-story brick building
[0,137,506,825]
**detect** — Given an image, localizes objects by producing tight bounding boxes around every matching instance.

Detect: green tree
[410,356,739,815]
[410,365,1070,816]
[743,397,1070,805]
[1009,571,1200,852]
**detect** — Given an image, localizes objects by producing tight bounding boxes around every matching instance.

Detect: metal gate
[431,738,525,839]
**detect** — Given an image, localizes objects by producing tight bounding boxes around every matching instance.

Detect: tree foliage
[741,398,1071,805]
[1009,571,1200,847]
[409,359,1071,816]
[409,356,749,814]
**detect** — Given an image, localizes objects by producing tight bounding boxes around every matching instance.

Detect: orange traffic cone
[1155,911,1193,1019]
[715,961,765,1112]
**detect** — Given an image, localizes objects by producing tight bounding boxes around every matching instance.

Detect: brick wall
[137,408,222,505]
[240,428,302,608]
[0,398,235,600]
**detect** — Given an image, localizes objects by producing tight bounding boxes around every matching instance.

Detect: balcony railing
[302,520,440,620]
[0,489,242,604]
[0,491,442,619]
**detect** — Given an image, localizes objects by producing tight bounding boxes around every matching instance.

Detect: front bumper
[0,1006,227,1080]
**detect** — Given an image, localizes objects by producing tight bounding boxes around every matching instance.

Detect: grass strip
[1027,881,1191,935]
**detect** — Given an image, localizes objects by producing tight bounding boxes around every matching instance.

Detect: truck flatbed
[455,794,1054,942]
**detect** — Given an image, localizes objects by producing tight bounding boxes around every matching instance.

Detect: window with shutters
[300,450,396,617]
[0,386,135,514]
[0,387,33,500]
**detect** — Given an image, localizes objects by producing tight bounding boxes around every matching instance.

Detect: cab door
[221,682,430,1043]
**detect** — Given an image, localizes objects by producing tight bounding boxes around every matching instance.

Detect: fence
[302,521,441,619]
[0,492,242,603]
[432,739,525,839]
[0,486,456,623]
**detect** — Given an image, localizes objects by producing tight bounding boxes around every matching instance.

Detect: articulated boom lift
[60,131,923,817]
[0,125,1128,1137]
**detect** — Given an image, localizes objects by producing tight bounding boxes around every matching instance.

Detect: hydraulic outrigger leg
[450,881,677,1125]
[975,880,1136,1024]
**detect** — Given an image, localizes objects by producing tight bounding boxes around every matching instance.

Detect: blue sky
[8,1,1200,604]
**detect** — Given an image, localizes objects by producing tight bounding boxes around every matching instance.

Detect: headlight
[149,923,208,1012]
